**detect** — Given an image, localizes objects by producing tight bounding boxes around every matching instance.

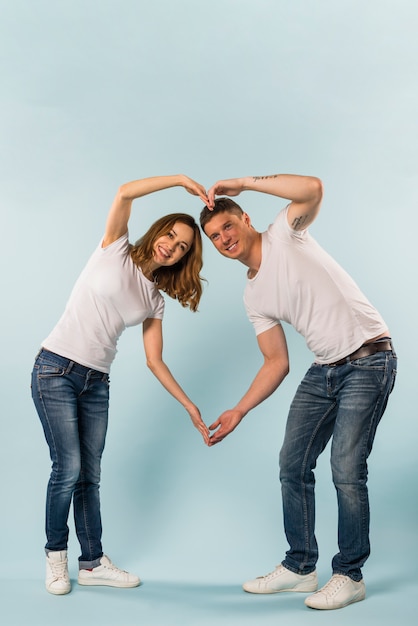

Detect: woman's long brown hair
[130,213,204,312]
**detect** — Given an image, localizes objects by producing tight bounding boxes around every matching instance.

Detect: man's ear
[243,212,251,227]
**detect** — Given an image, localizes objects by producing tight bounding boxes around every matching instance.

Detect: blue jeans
[279,345,397,581]
[31,349,109,567]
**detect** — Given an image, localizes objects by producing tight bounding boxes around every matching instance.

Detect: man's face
[203,211,252,261]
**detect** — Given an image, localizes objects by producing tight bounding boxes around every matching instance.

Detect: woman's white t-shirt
[43,233,165,373]
[244,207,387,364]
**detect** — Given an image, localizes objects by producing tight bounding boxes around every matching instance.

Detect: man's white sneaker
[243,564,318,594]
[304,574,366,610]
[78,555,140,588]
[46,550,71,595]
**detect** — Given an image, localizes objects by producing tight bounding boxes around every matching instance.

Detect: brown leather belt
[327,340,392,367]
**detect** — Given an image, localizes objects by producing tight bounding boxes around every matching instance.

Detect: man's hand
[207,178,245,209]
[208,409,245,446]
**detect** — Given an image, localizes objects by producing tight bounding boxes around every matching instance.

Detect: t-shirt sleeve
[96,230,165,321]
[150,294,165,320]
[98,231,130,255]
[244,299,281,336]
[269,205,308,242]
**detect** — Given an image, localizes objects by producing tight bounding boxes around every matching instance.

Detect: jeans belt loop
[65,360,74,375]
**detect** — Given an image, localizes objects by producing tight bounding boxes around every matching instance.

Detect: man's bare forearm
[242,173,323,204]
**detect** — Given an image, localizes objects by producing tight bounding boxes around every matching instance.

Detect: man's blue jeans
[279,346,397,581]
[31,349,109,567]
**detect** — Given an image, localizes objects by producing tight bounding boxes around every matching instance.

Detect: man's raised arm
[207,173,323,231]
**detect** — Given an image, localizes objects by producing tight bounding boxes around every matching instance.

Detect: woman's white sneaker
[304,574,366,609]
[45,550,71,595]
[78,555,140,588]
[243,564,318,594]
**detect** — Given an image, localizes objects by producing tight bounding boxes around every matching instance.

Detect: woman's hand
[185,403,210,445]
[181,175,209,205]
[143,319,210,446]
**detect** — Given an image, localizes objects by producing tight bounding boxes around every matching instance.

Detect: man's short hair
[199,197,244,233]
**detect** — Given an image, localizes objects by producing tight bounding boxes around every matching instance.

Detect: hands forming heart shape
[181,174,247,210]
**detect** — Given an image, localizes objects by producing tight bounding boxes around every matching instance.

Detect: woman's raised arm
[103,175,208,247]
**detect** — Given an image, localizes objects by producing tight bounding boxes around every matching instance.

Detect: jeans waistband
[37,348,108,377]
[325,337,394,367]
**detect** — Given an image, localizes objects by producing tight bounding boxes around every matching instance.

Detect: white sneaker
[45,550,71,595]
[243,564,318,594]
[305,574,366,610]
[78,555,140,588]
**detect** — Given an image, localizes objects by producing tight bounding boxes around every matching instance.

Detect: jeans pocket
[39,364,66,377]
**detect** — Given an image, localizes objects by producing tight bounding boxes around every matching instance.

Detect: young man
[200,173,397,610]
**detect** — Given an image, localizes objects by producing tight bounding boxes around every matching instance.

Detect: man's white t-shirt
[244,207,387,364]
[43,233,165,373]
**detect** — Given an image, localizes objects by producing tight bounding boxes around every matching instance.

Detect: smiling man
[200,172,397,611]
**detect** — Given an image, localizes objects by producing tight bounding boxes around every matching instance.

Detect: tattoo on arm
[291,215,309,229]
[252,175,279,182]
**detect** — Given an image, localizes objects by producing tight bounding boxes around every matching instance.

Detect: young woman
[31,174,209,595]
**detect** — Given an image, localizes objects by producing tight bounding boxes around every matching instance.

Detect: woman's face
[152,221,195,268]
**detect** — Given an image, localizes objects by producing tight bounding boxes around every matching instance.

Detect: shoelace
[50,560,68,581]
[102,561,129,579]
[317,574,346,596]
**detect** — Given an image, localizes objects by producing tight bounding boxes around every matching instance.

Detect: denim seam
[299,399,337,572]
[358,352,394,562]
[34,372,66,551]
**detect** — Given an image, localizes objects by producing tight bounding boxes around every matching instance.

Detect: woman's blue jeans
[279,347,397,581]
[31,349,109,567]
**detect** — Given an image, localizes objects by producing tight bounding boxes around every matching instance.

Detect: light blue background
[0,1,416,624]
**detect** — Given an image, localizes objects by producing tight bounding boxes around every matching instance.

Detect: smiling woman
[30,173,210,596]
[130,212,203,311]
